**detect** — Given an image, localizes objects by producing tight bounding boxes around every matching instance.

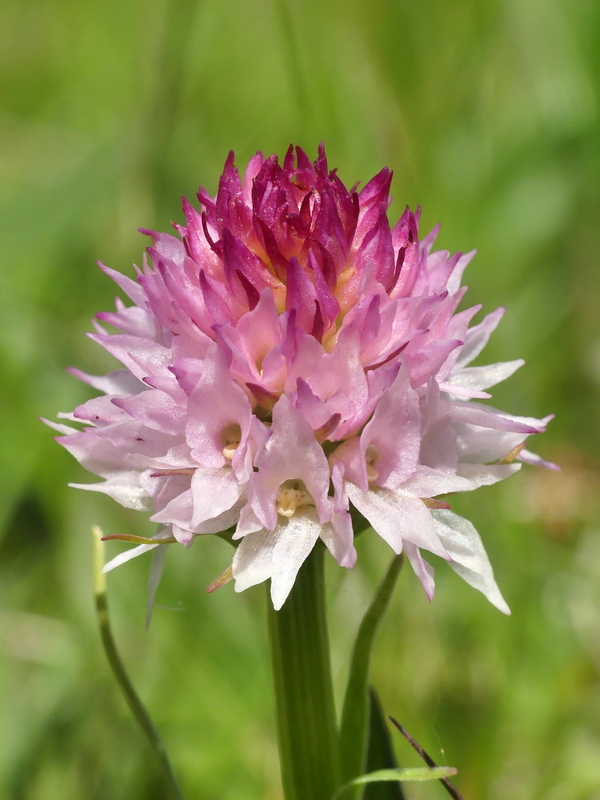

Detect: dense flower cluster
[48,145,554,610]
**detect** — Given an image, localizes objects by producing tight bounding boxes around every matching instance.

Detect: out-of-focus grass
[1,0,599,797]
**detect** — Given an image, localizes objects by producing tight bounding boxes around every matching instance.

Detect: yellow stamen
[221,424,242,460]
[276,480,315,518]
[497,442,526,464]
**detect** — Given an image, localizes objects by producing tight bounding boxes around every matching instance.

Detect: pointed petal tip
[270,584,286,611]
[499,601,512,616]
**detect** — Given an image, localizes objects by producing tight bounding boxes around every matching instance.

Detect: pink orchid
[46,145,555,611]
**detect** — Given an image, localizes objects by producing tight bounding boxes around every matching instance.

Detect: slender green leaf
[364,688,405,800]
[92,527,185,800]
[331,767,459,800]
[339,556,403,786]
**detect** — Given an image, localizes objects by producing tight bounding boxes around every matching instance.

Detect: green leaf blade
[364,688,405,800]
[332,767,459,800]
[339,556,404,788]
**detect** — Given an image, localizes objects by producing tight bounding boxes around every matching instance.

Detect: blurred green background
[1,0,599,797]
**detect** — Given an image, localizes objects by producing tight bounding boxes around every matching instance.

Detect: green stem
[92,528,185,800]
[267,543,340,800]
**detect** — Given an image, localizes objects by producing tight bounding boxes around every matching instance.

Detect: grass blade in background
[331,767,458,800]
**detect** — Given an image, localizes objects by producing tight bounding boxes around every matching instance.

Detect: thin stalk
[92,527,185,800]
[268,543,340,800]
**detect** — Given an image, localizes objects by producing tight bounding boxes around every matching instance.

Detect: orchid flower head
[47,144,556,611]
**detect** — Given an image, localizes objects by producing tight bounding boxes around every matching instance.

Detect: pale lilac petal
[517,449,560,471]
[359,364,421,490]
[432,510,511,614]
[172,524,195,545]
[446,250,475,295]
[233,504,265,539]
[323,461,356,567]
[396,466,478,497]
[418,381,459,472]
[321,514,357,569]
[456,308,505,368]
[404,542,436,600]
[87,333,172,381]
[249,395,332,529]
[67,368,144,396]
[99,262,148,307]
[189,467,244,528]
[329,437,368,493]
[151,488,193,529]
[437,383,492,400]
[112,390,185,436]
[449,402,543,434]
[97,305,158,340]
[193,498,245,534]
[186,343,253,469]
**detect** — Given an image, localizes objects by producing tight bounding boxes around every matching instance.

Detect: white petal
[270,510,322,610]
[437,382,491,399]
[145,544,169,629]
[455,428,527,464]
[456,463,521,486]
[232,527,276,593]
[398,466,477,497]
[432,510,510,614]
[447,359,524,392]
[102,543,159,573]
[69,473,153,511]
[42,417,80,435]
[346,483,448,558]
